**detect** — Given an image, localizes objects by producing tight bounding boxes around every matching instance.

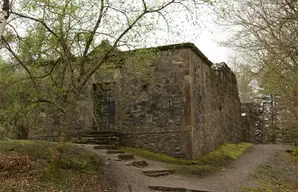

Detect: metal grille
[93,83,116,130]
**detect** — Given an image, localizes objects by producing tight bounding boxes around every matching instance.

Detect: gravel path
[79,144,285,192]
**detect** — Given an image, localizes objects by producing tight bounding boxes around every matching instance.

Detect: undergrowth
[0,140,103,173]
[0,140,107,191]
[243,146,298,192]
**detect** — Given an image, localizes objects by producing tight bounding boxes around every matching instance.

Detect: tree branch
[12,12,60,40]
[78,0,179,90]
[142,0,147,11]
[79,0,106,79]
[78,11,147,90]
[2,37,40,94]
[35,98,66,113]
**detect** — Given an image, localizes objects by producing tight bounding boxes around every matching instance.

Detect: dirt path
[79,144,285,192]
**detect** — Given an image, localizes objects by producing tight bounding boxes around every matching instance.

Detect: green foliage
[0,60,40,139]
[220,0,298,142]
[1,0,217,140]
[60,144,103,174]
[0,140,53,160]
[0,140,103,173]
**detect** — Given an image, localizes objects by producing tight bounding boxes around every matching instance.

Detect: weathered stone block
[131,160,148,168]
[117,154,134,160]
[106,150,125,154]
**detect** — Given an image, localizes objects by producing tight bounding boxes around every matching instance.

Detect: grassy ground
[243,147,298,192]
[119,142,253,176]
[0,140,112,192]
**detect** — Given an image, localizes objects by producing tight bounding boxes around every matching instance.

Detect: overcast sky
[137,2,233,66]
[8,0,232,66]
[195,30,231,64]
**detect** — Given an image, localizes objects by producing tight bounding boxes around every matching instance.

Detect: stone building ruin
[240,95,294,144]
[86,43,243,159]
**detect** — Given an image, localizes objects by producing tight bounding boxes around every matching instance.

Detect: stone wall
[120,128,193,159]
[118,48,193,159]
[89,43,243,159]
[241,101,266,144]
[191,56,242,158]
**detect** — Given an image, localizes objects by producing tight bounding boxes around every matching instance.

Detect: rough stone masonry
[85,43,243,159]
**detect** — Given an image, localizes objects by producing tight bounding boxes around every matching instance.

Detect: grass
[119,142,253,165]
[198,142,253,165]
[243,181,298,192]
[0,140,110,192]
[0,140,54,160]
[119,142,253,176]
[243,146,298,192]
[288,148,298,163]
[118,146,195,165]
[60,144,103,174]
[0,140,103,173]
[243,183,298,192]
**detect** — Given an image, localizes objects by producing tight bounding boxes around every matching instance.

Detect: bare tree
[219,0,298,143]
[0,0,215,167]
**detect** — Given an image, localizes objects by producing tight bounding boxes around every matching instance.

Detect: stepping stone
[143,169,174,177]
[148,186,187,191]
[106,150,125,154]
[148,186,211,192]
[94,145,116,150]
[118,154,134,160]
[132,160,148,168]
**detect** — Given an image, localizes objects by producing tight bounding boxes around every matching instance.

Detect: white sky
[7,0,233,66]
[195,32,231,64]
[177,8,233,66]
[192,16,233,65]
[138,3,233,66]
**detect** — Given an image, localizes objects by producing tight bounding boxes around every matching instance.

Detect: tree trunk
[49,129,65,170]
[270,94,277,144]
[0,0,10,37]
[49,92,76,170]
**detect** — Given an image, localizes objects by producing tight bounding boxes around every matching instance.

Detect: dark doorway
[93,82,116,130]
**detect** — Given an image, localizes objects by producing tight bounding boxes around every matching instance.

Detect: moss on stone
[198,142,253,166]
[119,142,253,176]
[0,140,103,173]
[0,140,109,191]
[118,146,195,164]
[119,142,253,166]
